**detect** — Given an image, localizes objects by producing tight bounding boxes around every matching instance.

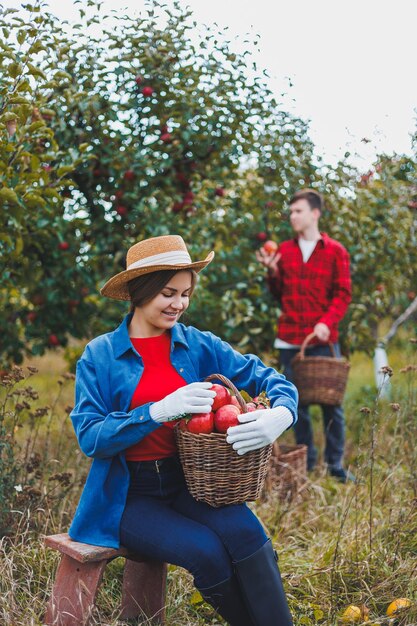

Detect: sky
[3,0,416,170]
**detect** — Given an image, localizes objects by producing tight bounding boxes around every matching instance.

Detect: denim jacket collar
[112,313,189,359]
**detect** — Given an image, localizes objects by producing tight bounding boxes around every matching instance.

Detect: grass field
[0,338,416,625]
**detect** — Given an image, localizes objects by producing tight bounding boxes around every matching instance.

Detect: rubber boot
[234,539,293,626]
[199,575,253,626]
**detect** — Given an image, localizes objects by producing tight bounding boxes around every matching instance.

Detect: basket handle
[299,332,337,359]
[204,373,247,413]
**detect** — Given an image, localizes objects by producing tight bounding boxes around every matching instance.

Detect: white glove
[149,382,215,423]
[226,406,293,455]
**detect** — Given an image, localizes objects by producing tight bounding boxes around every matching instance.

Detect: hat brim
[100,251,215,301]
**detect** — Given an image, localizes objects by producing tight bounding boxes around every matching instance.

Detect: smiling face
[133,270,193,337]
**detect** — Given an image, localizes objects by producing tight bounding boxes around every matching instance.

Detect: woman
[69,234,298,625]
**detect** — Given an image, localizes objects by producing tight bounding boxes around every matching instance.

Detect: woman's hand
[226,406,293,455]
[149,382,215,423]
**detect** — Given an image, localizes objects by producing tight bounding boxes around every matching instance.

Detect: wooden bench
[44,533,167,625]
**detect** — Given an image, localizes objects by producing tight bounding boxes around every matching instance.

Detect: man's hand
[255,247,281,276]
[314,323,330,342]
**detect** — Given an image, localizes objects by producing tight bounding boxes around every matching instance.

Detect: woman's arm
[71,357,159,459]
[210,334,298,422]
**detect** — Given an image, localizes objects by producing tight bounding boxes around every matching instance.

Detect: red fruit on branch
[114,190,124,200]
[407,291,416,300]
[215,187,225,197]
[141,86,154,97]
[211,384,231,411]
[48,334,60,347]
[262,240,278,255]
[26,312,37,323]
[183,191,194,206]
[172,201,184,213]
[161,133,172,143]
[185,412,214,434]
[123,170,135,182]
[265,201,275,208]
[214,404,240,433]
[256,232,268,242]
[58,241,69,251]
[116,205,128,216]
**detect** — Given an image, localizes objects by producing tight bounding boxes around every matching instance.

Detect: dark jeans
[279,344,345,471]
[120,457,268,589]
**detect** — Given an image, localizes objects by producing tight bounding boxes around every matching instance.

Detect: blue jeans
[120,457,268,589]
[279,344,346,471]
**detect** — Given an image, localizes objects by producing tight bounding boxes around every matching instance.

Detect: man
[256,189,353,482]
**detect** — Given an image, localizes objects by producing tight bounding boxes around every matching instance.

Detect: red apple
[215,187,225,197]
[214,405,240,433]
[58,241,69,251]
[141,86,154,97]
[123,170,135,182]
[185,412,214,434]
[161,133,172,143]
[116,205,128,216]
[183,191,194,205]
[262,240,278,255]
[256,231,268,242]
[407,291,416,300]
[26,312,37,323]
[48,334,60,347]
[229,396,242,411]
[172,201,184,213]
[211,384,231,411]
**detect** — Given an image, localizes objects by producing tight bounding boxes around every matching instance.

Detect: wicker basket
[175,374,273,507]
[264,443,308,501]
[291,333,350,405]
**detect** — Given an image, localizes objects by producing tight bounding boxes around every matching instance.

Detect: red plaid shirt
[266,233,351,345]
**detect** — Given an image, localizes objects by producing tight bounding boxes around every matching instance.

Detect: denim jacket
[69,313,298,548]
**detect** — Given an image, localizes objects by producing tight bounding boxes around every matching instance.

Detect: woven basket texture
[291,333,350,406]
[264,443,308,501]
[175,373,273,507]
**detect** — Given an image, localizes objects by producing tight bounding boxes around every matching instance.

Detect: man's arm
[318,246,352,332]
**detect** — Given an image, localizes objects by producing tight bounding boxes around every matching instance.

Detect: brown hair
[128,269,198,311]
[289,189,323,212]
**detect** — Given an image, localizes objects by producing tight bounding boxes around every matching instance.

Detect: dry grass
[0,340,416,625]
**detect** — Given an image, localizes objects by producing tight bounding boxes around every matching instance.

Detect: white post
[373,344,391,398]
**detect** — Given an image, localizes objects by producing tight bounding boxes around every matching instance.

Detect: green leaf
[57,165,74,177]
[0,187,20,205]
[27,62,47,79]
[8,61,21,78]
[17,30,26,45]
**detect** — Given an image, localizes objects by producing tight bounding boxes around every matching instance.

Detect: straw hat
[100,235,215,301]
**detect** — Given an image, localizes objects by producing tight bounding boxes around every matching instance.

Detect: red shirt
[125,333,187,461]
[267,233,351,345]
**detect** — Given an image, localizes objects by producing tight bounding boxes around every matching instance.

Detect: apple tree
[0,3,97,366]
